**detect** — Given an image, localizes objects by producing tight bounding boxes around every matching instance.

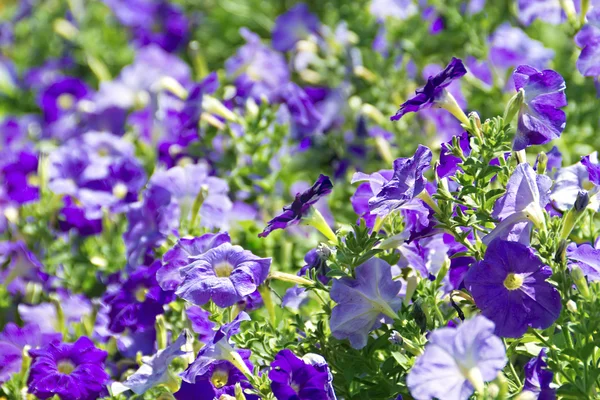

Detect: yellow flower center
[214,261,234,278]
[57,93,75,110]
[57,360,76,374]
[112,182,128,200]
[135,286,149,302]
[210,368,229,388]
[26,173,40,187]
[503,273,524,291]
[291,381,301,394]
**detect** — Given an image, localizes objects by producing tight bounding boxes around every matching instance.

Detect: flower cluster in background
[1,0,600,399]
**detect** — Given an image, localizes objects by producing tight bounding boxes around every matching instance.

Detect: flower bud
[503,88,524,124]
[566,299,578,313]
[537,152,548,175]
[560,191,589,240]
[571,265,591,299]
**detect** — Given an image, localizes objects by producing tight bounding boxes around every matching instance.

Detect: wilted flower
[464,239,561,338]
[521,348,556,399]
[512,65,567,151]
[407,316,507,400]
[27,336,109,400]
[176,243,271,308]
[330,257,402,349]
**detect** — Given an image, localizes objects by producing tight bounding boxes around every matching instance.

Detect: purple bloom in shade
[176,243,271,308]
[0,323,61,384]
[517,0,563,26]
[1,150,39,204]
[259,174,333,238]
[330,257,402,349]
[38,77,90,123]
[0,241,47,295]
[369,0,418,20]
[351,169,393,228]
[465,56,493,89]
[545,146,563,172]
[47,144,90,196]
[576,9,600,77]
[522,349,556,399]
[466,0,486,14]
[464,239,561,338]
[186,306,216,343]
[112,330,193,395]
[437,131,470,179]
[512,65,567,151]
[131,2,189,53]
[567,241,600,281]
[158,232,231,291]
[483,163,552,245]
[181,312,251,383]
[407,316,507,400]
[269,349,333,400]
[272,3,320,52]
[225,28,290,102]
[489,24,554,70]
[176,353,259,400]
[58,196,103,237]
[550,157,596,212]
[399,235,449,279]
[149,163,233,230]
[124,184,180,266]
[365,145,432,217]
[390,58,467,121]
[27,336,110,400]
[19,291,93,335]
[282,286,310,311]
[102,260,175,333]
[277,83,322,137]
[582,152,600,185]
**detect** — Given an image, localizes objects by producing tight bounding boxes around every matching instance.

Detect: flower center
[214,261,234,278]
[26,173,40,187]
[135,286,149,302]
[210,368,229,388]
[97,147,110,157]
[57,93,75,110]
[57,360,76,374]
[503,273,524,291]
[112,182,128,200]
[290,381,301,394]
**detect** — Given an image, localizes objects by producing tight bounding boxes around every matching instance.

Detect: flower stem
[269,271,315,286]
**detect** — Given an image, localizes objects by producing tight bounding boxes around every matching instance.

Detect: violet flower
[269,349,335,400]
[437,131,470,179]
[576,9,600,77]
[330,257,402,349]
[369,0,417,21]
[522,348,556,399]
[176,243,271,308]
[27,336,110,400]
[259,174,333,239]
[0,240,47,295]
[272,3,320,52]
[38,76,89,123]
[186,306,216,343]
[483,163,552,245]
[517,0,564,26]
[489,24,554,71]
[1,150,39,204]
[407,316,507,400]
[390,58,468,123]
[582,152,600,185]
[512,65,567,151]
[567,241,600,281]
[464,239,561,338]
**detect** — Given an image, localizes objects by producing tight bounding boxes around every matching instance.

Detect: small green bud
[571,265,591,299]
[503,88,524,123]
[566,299,578,313]
[537,152,548,175]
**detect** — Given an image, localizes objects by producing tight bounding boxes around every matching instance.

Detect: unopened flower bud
[537,152,548,175]
[566,299,578,313]
[571,265,591,299]
[503,88,524,123]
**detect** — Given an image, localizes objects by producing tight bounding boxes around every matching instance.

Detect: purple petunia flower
[489,24,554,71]
[390,58,467,122]
[550,154,599,212]
[259,174,333,238]
[112,330,193,395]
[0,323,61,384]
[512,65,567,151]
[269,349,335,400]
[186,306,216,343]
[407,316,507,400]
[437,131,471,179]
[464,239,561,338]
[38,77,90,123]
[522,348,556,399]
[272,3,320,52]
[176,243,271,308]
[369,0,418,21]
[517,0,564,26]
[582,152,600,185]
[102,260,175,333]
[19,291,93,335]
[483,163,552,245]
[330,257,402,349]
[0,241,47,295]
[57,196,103,237]
[360,145,432,218]
[158,232,231,291]
[1,150,39,204]
[27,336,110,400]
[576,9,600,77]
[567,241,600,281]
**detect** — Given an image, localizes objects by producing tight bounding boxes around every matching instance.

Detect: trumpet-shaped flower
[522,349,556,399]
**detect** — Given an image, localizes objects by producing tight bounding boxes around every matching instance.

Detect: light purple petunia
[259,174,333,238]
[522,348,556,399]
[582,152,600,185]
[390,58,467,122]
[576,9,600,77]
[272,3,320,52]
[483,163,552,245]
[186,306,216,344]
[369,0,417,21]
[512,65,567,151]
[567,241,600,281]
[489,24,554,71]
[464,239,561,338]
[550,154,598,212]
[0,240,47,295]
[329,257,402,349]
[176,243,271,308]
[407,316,507,400]
[517,0,564,26]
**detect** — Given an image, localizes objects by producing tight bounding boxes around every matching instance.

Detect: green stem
[305,208,339,245]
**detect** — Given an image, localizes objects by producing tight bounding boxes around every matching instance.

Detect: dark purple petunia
[102,260,175,334]
[27,336,110,400]
[464,239,561,338]
[581,153,600,185]
[38,77,90,123]
[269,349,334,400]
[522,348,556,399]
[259,174,333,238]
[390,58,467,122]
[158,232,231,291]
[272,3,320,52]
[512,65,567,151]
[1,150,39,204]
[0,323,61,384]
[437,131,470,179]
[57,196,103,237]
[176,243,271,308]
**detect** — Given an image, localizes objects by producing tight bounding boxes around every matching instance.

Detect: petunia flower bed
[2,0,600,399]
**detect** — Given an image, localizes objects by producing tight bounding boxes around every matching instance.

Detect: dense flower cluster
[2,0,600,399]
